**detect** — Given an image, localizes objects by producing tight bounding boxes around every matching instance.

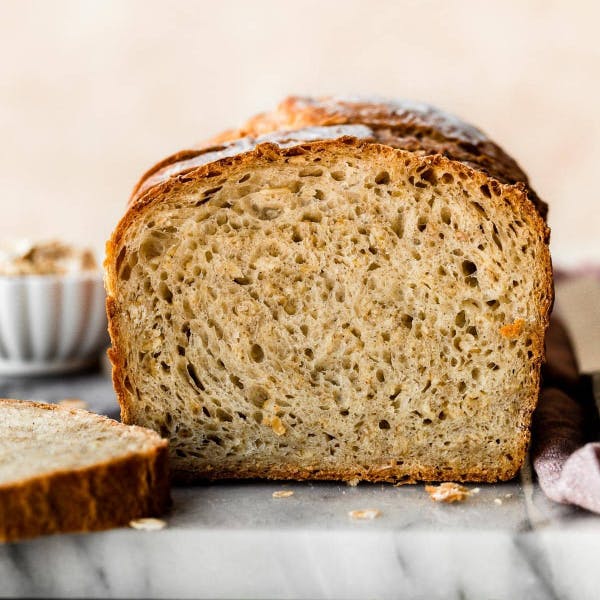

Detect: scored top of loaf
[130,96,546,220]
[213,95,492,146]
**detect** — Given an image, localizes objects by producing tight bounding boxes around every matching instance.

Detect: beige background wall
[1,0,598,267]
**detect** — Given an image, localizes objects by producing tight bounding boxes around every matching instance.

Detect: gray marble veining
[1,370,600,599]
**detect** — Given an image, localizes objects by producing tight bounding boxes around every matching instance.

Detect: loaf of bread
[106,96,552,483]
[0,399,169,542]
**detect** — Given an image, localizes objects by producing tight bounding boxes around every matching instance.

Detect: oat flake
[129,518,167,531]
[349,509,381,520]
[272,490,294,498]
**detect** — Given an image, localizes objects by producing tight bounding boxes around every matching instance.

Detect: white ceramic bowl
[0,272,109,375]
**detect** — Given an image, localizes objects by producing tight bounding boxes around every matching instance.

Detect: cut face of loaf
[0,400,169,542]
[106,115,551,483]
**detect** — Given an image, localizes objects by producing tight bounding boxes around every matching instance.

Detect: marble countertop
[1,367,600,600]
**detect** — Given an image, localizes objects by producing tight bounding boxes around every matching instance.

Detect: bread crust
[173,463,519,485]
[131,96,547,220]
[0,400,170,543]
[106,101,553,484]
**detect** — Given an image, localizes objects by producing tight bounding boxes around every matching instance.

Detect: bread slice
[0,399,169,542]
[105,96,552,483]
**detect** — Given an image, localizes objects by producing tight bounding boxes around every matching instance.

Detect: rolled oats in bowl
[0,240,108,375]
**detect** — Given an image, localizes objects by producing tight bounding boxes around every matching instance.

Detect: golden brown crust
[132,96,547,220]
[130,148,217,201]
[211,96,530,183]
[106,106,553,485]
[173,458,522,485]
[0,400,170,543]
[129,125,375,204]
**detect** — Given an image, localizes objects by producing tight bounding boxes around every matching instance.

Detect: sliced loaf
[106,96,552,483]
[0,399,169,542]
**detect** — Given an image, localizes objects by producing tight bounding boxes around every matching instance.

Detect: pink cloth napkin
[531,317,600,513]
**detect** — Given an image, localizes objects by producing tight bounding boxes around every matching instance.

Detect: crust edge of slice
[0,399,170,543]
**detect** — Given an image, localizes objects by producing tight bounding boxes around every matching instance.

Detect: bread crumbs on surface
[425,482,471,503]
[129,518,167,531]
[348,509,381,520]
[499,319,525,339]
[272,490,294,498]
[346,478,360,487]
[58,398,88,410]
[494,498,503,505]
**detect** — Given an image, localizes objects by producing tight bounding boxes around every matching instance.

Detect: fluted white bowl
[0,272,109,375]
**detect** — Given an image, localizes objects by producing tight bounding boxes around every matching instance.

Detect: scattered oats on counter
[58,398,88,410]
[425,482,471,503]
[348,509,381,520]
[129,518,167,531]
[272,490,294,498]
